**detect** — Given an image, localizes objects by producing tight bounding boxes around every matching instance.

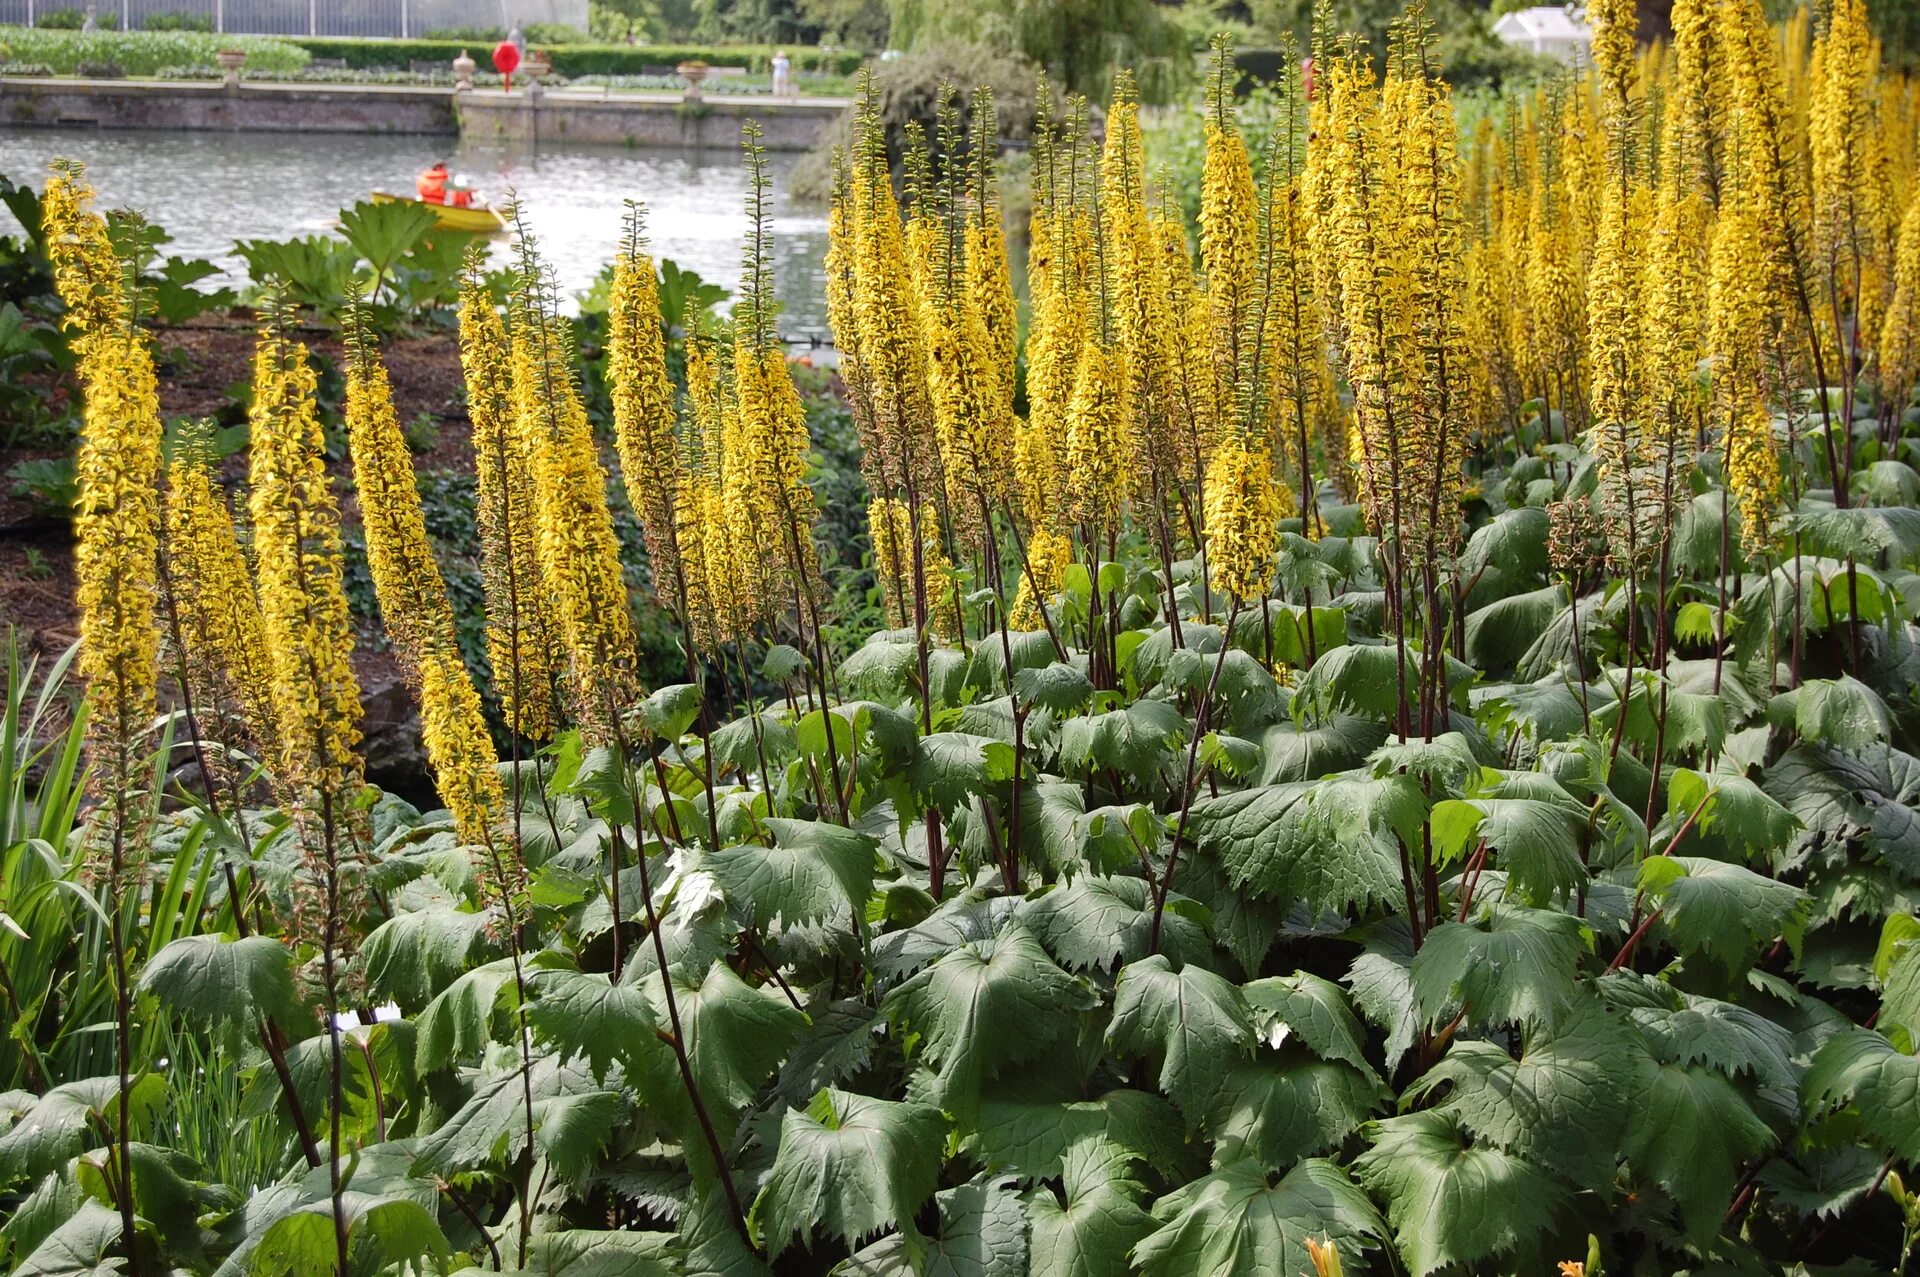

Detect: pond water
[0,126,832,337]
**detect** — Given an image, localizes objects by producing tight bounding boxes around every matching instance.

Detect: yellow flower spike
[912,86,1014,538]
[1709,204,1783,554]
[44,164,163,861]
[509,243,640,741]
[1722,0,1812,332]
[1808,0,1893,348]
[1010,526,1075,633]
[457,254,562,743]
[344,308,503,850]
[1881,189,1920,405]
[1323,50,1413,535]
[731,127,822,619]
[608,203,691,614]
[1204,432,1291,603]
[1101,69,1179,502]
[1587,0,1637,98]
[1064,343,1132,531]
[826,150,885,486]
[43,160,128,335]
[248,306,365,805]
[966,87,1019,412]
[1158,212,1218,477]
[1200,38,1260,429]
[163,431,276,761]
[868,497,959,639]
[856,81,944,491]
[1644,172,1710,452]
[1669,0,1726,194]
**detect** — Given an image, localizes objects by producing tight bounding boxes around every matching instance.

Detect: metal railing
[0,0,587,38]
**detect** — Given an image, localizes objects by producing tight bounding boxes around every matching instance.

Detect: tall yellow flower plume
[1808,0,1893,349]
[1064,343,1132,530]
[1102,70,1179,501]
[1669,0,1726,197]
[249,306,364,804]
[868,498,959,639]
[1204,433,1290,602]
[1709,204,1782,552]
[1880,189,1920,405]
[1200,38,1260,434]
[1010,527,1074,632]
[967,88,1019,411]
[608,202,692,613]
[732,125,821,621]
[43,164,163,861]
[1324,48,1413,535]
[163,430,276,762]
[850,77,937,496]
[1723,0,1811,344]
[345,309,502,849]
[1585,0,1655,568]
[684,331,761,646]
[919,86,1013,535]
[1022,87,1092,532]
[825,151,882,486]
[457,253,562,742]
[1160,210,1218,479]
[510,237,639,740]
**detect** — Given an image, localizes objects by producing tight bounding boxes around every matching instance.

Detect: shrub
[523,22,587,44]
[141,11,214,31]
[30,7,118,29]
[422,25,504,42]
[0,27,309,75]
[790,40,1040,200]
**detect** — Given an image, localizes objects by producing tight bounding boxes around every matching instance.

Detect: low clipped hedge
[0,26,309,75]
[287,36,865,78]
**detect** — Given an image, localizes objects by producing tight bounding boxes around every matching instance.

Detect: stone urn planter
[452,48,476,92]
[216,47,246,89]
[677,59,709,102]
[522,48,552,97]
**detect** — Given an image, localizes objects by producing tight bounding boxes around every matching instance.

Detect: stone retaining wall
[453,89,837,152]
[0,78,842,151]
[1,77,459,134]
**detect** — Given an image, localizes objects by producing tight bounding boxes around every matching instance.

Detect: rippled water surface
[0,127,829,333]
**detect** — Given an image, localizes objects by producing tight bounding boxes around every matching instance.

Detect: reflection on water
[0,127,830,335]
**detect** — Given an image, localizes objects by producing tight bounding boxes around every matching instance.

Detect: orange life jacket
[416,166,449,203]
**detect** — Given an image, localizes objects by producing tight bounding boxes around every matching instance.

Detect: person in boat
[416,161,451,204]
[445,174,479,209]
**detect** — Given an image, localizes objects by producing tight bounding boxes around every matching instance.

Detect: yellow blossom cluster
[248,309,364,803]
[456,254,563,742]
[163,428,276,766]
[43,164,163,858]
[868,498,960,639]
[345,311,503,849]
[510,259,639,739]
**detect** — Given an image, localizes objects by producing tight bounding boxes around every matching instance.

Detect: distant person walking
[771,49,793,99]
[506,25,526,59]
[80,4,97,30]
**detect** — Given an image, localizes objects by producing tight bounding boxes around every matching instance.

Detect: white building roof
[1492,6,1594,42]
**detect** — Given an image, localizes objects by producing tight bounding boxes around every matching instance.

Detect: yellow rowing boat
[369,191,508,234]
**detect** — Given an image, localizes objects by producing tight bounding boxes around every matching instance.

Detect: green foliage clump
[0,26,309,75]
